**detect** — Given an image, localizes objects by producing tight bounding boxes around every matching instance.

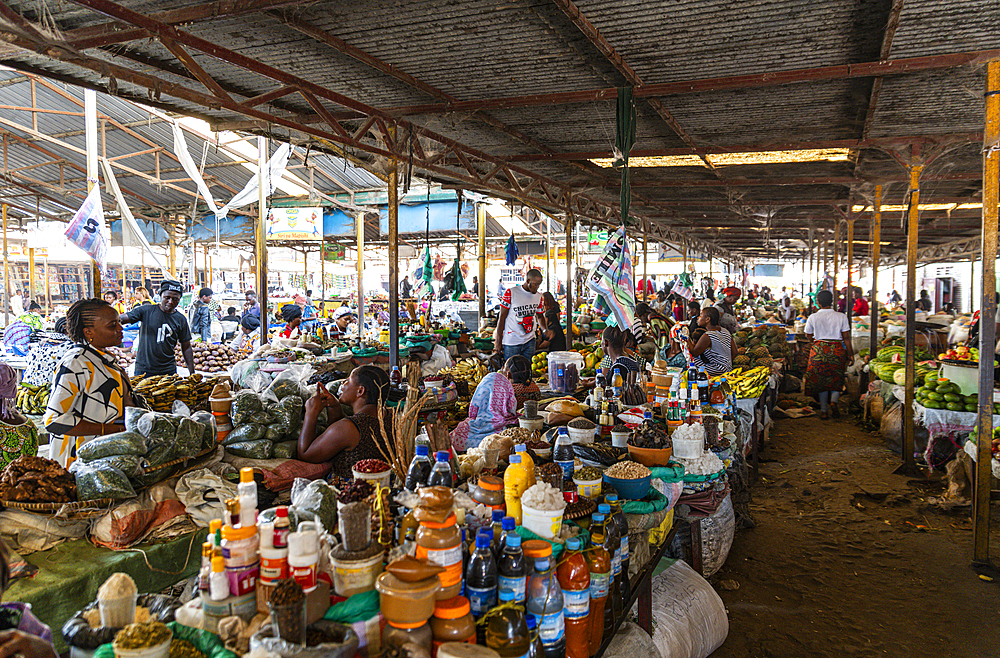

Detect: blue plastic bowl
[603,473,652,501]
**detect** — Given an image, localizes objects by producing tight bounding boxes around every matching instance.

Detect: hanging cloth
[505,234,519,266]
[450,191,467,300]
[615,87,637,225]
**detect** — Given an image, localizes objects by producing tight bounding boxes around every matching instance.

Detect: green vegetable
[224,440,273,459]
[946,401,964,412]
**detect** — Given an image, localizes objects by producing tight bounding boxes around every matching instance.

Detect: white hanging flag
[100,158,170,273]
[64,183,109,273]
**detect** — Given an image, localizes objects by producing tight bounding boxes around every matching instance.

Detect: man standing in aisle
[401,276,412,299]
[495,269,546,361]
[188,287,215,343]
[243,289,261,320]
[120,280,196,376]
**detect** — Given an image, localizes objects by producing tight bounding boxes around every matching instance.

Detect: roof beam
[628,172,981,187]
[550,0,719,175]
[498,134,982,162]
[383,48,1000,116]
[862,0,906,140]
[64,0,314,49]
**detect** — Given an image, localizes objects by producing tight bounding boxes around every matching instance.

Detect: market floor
[710,413,1000,657]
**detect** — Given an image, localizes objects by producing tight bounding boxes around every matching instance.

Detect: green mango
[926,391,943,401]
[965,404,978,413]
[925,399,945,409]
[943,393,961,403]
[946,401,965,412]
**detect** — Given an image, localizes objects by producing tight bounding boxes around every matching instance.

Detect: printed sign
[323,243,346,261]
[266,207,322,241]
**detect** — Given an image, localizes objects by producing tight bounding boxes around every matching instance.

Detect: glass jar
[472,475,505,510]
[430,596,476,652]
[415,512,463,600]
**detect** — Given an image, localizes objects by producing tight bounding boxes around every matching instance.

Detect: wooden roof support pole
[870,186,882,356]
[387,125,399,370]
[643,221,648,302]
[901,151,923,475]
[478,202,486,322]
[972,60,999,569]
[255,136,269,349]
[833,220,840,307]
[846,215,855,319]
[565,212,574,329]
[356,211,363,341]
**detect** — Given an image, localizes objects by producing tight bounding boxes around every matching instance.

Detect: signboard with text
[266,207,322,241]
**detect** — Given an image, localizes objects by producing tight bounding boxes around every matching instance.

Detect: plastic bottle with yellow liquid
[504,454,531,525]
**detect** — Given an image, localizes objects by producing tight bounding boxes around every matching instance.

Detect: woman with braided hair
[43,299,138,466]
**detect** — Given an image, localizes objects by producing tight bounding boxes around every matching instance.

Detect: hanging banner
[323,243,346,261]
[588,230,610,252]
[64,184,108,273]
[266,207,323,241]
[101,159,170,272]
[586,226,640,334]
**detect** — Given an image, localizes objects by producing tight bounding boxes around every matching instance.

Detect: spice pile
[605,460,651,480]
[567,418,596,430]
[338,479,374,504]
[169,639,205,658]
[114,622,171,650]
[0,456,76,503]
[354,459,390,474]
[629,422,672,449]
[573,466,602,481]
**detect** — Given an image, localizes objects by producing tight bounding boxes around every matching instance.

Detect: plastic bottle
[259,522,288,585]
[207,518,222,549]
[525,613,545,658]
[273,506,290,549]
[237,467,257,527]
[596,504,622,625]
[514,444,536,485]
[553,428,574,481]
[585,522,611,656]
[557,537,591,658]
[466,529,498,618]
[604,496,630,602]
[406,444,433,490]
[485,588,530,658]
[497,516,517,556]
[288,521,319,592]
[697,365,709,404]
[209,555,229,601]
[504,454,531,525]
[390,365,403,385]
[611,367,623,399]
[198,542,213,593]
[526,558,565,658]
[427,451,454,487]
[498,533,527,604]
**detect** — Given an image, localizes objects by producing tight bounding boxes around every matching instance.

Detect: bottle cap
[506,534,521,548]
[211,556,225,572]
[415,444,429,456]
[606,494,619,503]
[498,588,515,602]
[239,467,254,484]
[492,509,505,522]
[515,443,526,453]
[566,537,581,551]
[592,513,605,522]
[434,596,471,619]
[276,506,288,519]
[502,516,516,531]
[436,450,450,462]
[598,504,611,514]
[509,454,522,464]
[209,519,222,534]
[525,612,537,629]
[475,533,492,549]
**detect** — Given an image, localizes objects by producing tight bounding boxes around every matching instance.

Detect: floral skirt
[805,340,847,397]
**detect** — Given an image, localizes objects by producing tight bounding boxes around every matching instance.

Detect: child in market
[0,539,57,658]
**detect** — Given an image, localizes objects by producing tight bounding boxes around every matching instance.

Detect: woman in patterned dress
[298,365,391,478]
[43,299,137,466]
[804,289,854,419]
[0,362,39,470]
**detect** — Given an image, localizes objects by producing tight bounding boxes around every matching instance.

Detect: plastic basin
[627,444,674,467]
[572,476,602,499]
[521,502,564,539]
[353,468,392,490]
[603,473,651,501]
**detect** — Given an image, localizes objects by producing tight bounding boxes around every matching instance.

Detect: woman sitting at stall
[450,368,518,451]
[230,314,260,359]
[601,326,643,376]
[0,362,39,471]
[502,355,541,409]
[328,306,356,341]
[43,299,136,466]
[297,365,391,478]
[687,307,737,376]
[535,292,566,352]
[804,289,853,419]
[278,303,303,340]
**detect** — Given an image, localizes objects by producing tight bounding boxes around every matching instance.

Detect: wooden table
[594,524,678,656]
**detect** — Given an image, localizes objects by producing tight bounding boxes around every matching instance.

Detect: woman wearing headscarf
[43,299,137,465]
[3,303,42,357]
[0,362,40,471]
[328,306,355,341]
[715,287,741,333]
[279,304,303,339]
[804,289,854,419]
[450,370,518,451]
[230,314,261,359]
[502,355,541,409]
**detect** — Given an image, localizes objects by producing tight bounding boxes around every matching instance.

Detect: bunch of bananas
[173,374,215,410]
[132,373,219,412]
[16,383,50,414]
[439,357,487,388]
[726,366,771,399]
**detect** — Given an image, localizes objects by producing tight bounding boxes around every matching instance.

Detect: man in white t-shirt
[495,269,546,361]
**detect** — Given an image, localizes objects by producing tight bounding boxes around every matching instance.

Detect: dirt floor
[710,412,1000,657]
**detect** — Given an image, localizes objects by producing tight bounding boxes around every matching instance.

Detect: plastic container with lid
[472,475,505,511]
[572,473,601,499]
[465,530,497,618]
[331,550,384,597]
[557,537,591,658]
[497,533,526,604]
[288,521,319,592]
[415,512,463,600]
[521,501,564,541]
[375,571,441,625]
[237,467,257,528]
[221,524,260,569]
[430,596,476,653]
[383,621,433,652]
[547,352,584,394]
[513,444,536,484]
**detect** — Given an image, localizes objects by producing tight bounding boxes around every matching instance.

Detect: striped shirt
[698,329,733,375]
